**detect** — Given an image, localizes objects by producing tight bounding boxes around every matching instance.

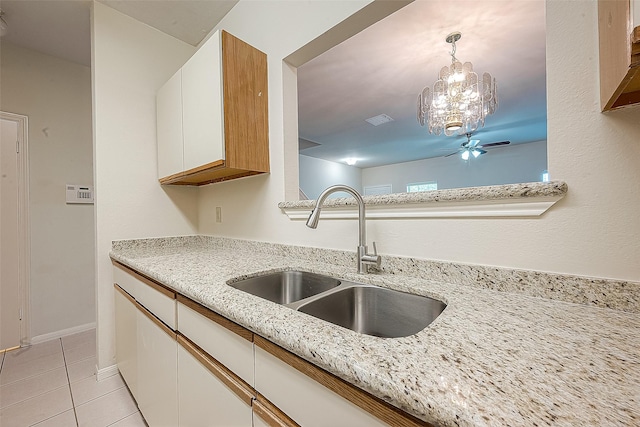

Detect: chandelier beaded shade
[417,32,497,136]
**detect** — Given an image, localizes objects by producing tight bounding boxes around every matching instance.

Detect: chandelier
[417,32,497,136]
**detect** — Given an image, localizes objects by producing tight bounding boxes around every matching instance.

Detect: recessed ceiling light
[365,114,394,126]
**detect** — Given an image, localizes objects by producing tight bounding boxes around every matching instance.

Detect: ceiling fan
[445,133,511,160]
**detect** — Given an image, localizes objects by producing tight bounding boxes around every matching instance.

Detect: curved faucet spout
[306,185,365,246]
[306,185,379,273]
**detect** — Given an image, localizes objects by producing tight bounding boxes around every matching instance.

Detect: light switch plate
[66,184,94,204]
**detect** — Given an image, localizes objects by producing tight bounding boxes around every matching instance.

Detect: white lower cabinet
[255,345,388,427]
[114,287,137,397]
[136,307,178,427]
[252,412,270,427]
[177,342,253,426]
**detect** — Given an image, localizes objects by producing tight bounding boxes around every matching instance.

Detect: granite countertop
[110,236,639,427]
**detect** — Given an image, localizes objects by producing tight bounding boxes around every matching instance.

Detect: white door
[0,118,20,351]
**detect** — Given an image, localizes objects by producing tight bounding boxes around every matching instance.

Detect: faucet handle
[362,242,381,269]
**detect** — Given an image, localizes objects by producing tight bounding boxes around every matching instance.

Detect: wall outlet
[215,207,222,223]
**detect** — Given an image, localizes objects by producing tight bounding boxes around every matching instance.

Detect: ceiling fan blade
[479,140,511,148]
[477,149,487,155]
[469,139,481,148]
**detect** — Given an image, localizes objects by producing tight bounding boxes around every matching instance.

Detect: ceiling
[297,0,547,168]
[0,0,237,66]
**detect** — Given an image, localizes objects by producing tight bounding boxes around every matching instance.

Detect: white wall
[0,42,95,339]
[92,2,197,371]
[299,154,362,199]
[362,140,547,192]
[197,0,640,282]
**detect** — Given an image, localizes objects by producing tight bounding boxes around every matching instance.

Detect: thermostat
[66,184,94,204]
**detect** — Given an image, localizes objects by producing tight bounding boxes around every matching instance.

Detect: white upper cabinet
[157,70,183,179]
[156,30,269,186]
[182,34,225,172]
[598,0,640,111]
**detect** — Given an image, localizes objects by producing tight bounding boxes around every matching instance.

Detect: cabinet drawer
[114,263,176,330]
[255,337,429,427]
[113,264,139,297]
[177,297,254,386]
[255,345,387,427]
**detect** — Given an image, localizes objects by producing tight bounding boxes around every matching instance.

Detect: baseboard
[96,364,120,381]
[30,322,96,345]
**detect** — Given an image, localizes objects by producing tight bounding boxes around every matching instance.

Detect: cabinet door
[157,69,184,179]
[178,343,253,427]
[114,286,137,398]
[137,308,178,427]
[182,31,225,172]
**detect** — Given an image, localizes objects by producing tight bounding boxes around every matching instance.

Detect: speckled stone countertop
[278,181,567,209]
[110,236,639,427]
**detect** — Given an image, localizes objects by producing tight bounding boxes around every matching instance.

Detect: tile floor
[0,329,146,427]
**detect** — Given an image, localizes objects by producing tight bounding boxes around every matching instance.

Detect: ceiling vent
[365,114,394,126]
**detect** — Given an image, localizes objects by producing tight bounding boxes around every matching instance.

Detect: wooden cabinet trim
[176,294,253,342]
[177,334,254,405]
[114,283,136,305]
[161,167,264,186]
[598,1,640,110]
[136,298,177,340]
[253,394,301,427]
[113,261,176,300]
[222,30,270,173]
[254,336,433,427]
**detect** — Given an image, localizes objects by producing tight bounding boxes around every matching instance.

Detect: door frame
[1,111,31,347]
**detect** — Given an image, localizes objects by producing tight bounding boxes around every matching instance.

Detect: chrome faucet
[306,185,381,274]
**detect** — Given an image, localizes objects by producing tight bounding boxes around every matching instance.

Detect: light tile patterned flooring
[0,329,146,426]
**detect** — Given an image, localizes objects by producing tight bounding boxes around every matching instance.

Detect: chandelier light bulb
[417,31,497,137]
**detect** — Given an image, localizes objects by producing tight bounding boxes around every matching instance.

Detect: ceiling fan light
[472,149,481,158]
[461,150,470,160]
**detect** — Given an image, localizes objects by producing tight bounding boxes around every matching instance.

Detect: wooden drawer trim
[137,300,177,340]
[254,336,432,427]
[254,394,300,427]
[177,334,254,405]
[177,294,253,342]
[114,283,136,305]
[113,261,175,300]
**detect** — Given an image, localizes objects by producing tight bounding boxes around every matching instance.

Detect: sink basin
[297,285,446,338]
[229,271,341,304]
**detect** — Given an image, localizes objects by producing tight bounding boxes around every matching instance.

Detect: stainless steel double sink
[228,271,446,338]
